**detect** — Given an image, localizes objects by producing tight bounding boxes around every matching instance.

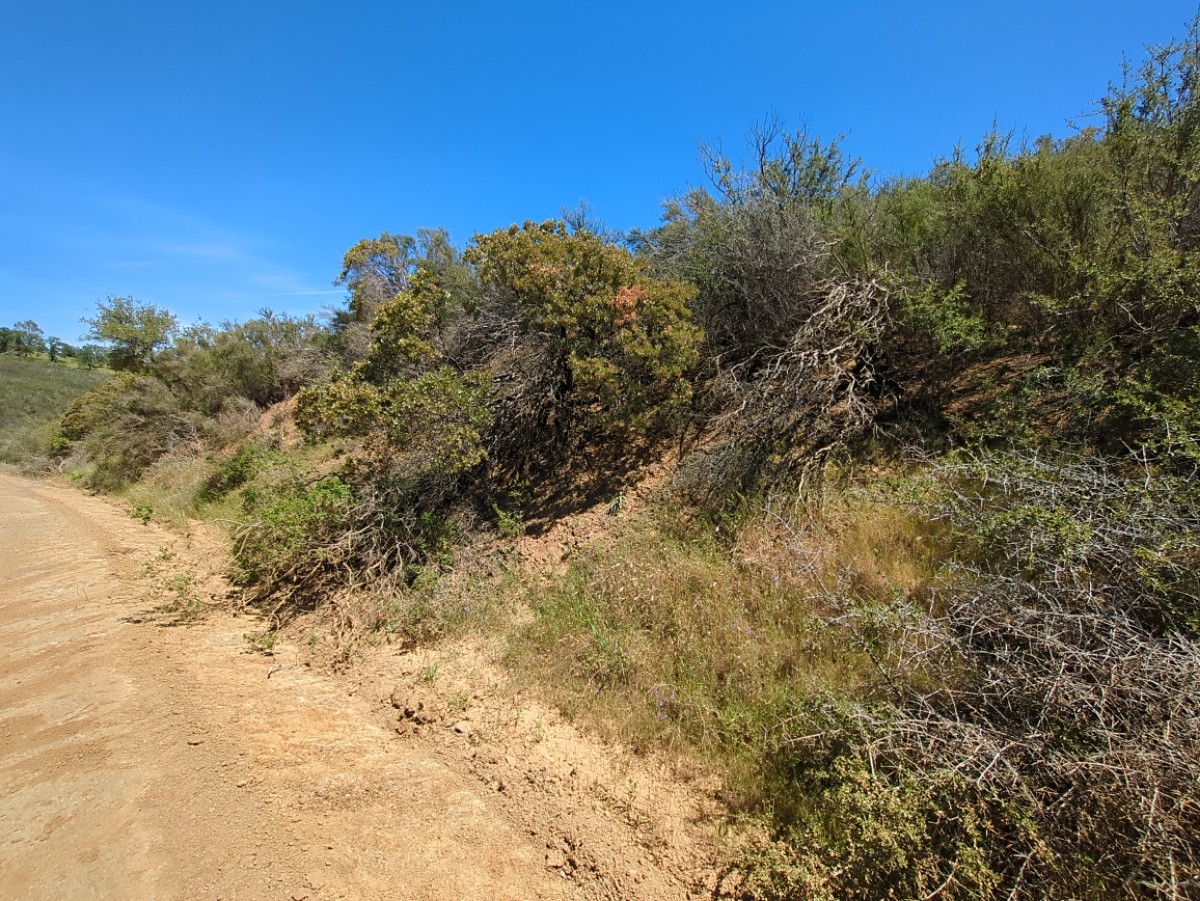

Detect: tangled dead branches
[771,451,1200,898]
[677,277,890,508]
[231,464,470,610]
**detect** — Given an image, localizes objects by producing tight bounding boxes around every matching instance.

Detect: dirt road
[0,474,574,900]
[0,474,723,901]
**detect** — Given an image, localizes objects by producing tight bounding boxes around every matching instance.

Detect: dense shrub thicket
[725,453,1200,899]
[243,222,706,596]
[58,310,329,488]
[45,23,1200,900]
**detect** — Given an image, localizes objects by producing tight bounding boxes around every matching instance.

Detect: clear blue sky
[1,1,1194,344]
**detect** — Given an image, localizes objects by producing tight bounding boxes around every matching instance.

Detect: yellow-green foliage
[233,476,355,585]
[297,258,493,476]
[297,222,704,534]
[364,266,443,371]
[81,295,177,372]
[468,220,702,424]
[60,372,186,489]
[730,759,1003,901]
[297,367,492,476]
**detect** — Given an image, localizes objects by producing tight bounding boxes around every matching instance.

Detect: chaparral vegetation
[9,24,1200,900]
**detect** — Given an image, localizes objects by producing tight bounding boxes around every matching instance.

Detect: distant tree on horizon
[74,344,108,370]
[0,320,47,357]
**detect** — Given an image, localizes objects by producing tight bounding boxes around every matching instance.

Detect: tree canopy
[82,296,178,372]
[0,320,47,357]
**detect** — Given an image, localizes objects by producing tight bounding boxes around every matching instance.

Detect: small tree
[336,232,417,321]
[327,233,417,363]
[82,296,177,372]
[75,344,108,370]
[9,320,46,357]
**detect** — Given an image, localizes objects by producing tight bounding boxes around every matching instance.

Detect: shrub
[466,220,702,463]
[739,451,1200,899]
[671,276,890,512]
[232,476,356,588]
[156,312,329,414]
[296,367,492,478]
[60,373,197,489]
[232,462,470,601]
[201,440,280,502]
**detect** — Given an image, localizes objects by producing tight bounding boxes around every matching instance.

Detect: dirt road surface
[0,474,579,900]
[0,474,722,901]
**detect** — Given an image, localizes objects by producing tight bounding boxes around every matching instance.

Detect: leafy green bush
[276,222,705,603]
[232,476,356,588]
[200,440,283,502]
[296,366,492,478]
[891,278,993,354]
[232,459,470,601]
[81,296,177,372]
[60,372,195,489]
[156,312,329,414]
[728,740,1002,901]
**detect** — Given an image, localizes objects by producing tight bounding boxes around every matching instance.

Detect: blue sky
[1,1,1194,344]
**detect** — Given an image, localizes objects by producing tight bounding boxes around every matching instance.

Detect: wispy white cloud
[84,192,339,305]
[148,241,248,261]
[249,270,342,297]
[1,181,343,338]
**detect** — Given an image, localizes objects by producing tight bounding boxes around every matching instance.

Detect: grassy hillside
[0,355,109,467]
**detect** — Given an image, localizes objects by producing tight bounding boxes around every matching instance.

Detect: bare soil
[0,473,723,900]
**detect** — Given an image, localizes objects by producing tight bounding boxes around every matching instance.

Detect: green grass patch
[0,354,110,467]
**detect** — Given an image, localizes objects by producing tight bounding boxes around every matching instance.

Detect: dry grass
[121,453,214,528]
[508,479,935,808]
[118,424,341,530]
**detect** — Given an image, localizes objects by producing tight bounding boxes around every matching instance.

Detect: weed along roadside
[5,20,1200,898]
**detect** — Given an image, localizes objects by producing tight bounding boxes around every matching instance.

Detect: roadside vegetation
[7,23,1199,899]
[0,354,109,467]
